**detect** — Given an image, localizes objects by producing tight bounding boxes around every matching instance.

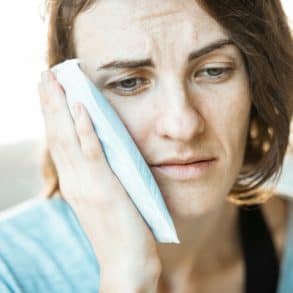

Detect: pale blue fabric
[0,195,292,292]
[0,197,100,292]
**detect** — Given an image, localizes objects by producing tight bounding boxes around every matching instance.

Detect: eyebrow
[96,39,234,71]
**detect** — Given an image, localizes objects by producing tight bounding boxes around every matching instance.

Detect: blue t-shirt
[0,195,293,293]
[0,196,100,292]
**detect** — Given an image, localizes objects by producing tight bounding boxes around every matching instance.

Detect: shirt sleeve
[0,197,100,293]
[0,257,23,293]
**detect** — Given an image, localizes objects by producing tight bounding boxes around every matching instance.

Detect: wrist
[99,262,161,293]
[99,275,161,293]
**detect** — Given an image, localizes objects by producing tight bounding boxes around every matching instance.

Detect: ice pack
[51,59,180,244]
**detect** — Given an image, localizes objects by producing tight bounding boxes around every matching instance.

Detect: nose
[155,85,205,142]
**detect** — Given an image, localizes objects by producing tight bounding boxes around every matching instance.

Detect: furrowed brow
[96,38,234,71]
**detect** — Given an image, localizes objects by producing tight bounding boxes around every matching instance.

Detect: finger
[72,102,107,165]
[39,71,78,145]
[38,70,83,168]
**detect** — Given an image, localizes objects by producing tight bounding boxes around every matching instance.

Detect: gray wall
[0,139,45,211]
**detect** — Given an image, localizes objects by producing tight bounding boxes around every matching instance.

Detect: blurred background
[0,1,292,211]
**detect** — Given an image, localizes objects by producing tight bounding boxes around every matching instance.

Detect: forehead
[73,0,228,64]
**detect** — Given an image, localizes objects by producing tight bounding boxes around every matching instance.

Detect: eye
[195,67,233,81]
[107,77,150,95]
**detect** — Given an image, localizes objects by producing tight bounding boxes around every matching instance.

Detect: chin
[161,187,229,220]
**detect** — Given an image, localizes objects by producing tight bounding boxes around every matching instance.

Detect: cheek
[229,85,251,149]
[201,78,252,162]
[106,97,154,148]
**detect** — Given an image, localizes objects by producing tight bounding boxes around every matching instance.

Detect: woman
[0,0,292,292]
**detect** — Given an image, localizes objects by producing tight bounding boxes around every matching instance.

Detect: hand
[38,70,162,291]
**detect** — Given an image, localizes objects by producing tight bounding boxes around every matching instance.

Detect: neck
[156,200,241,282]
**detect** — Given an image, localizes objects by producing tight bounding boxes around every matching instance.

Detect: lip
[152,156,216,166]
[150,159,217,180]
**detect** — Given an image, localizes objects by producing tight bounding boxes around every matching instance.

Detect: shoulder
[0,195,63,225]
[0,195,81,244]
[262,194,292,232]
[0,195,99,292]
[261,194,293,264]
[262,153,293,232]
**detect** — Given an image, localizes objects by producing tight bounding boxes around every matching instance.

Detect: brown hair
[40,0,293,205]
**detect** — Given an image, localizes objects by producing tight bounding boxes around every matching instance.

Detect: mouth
[150,158,217,180]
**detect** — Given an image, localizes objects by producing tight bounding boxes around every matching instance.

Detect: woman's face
[73,0,252,218]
